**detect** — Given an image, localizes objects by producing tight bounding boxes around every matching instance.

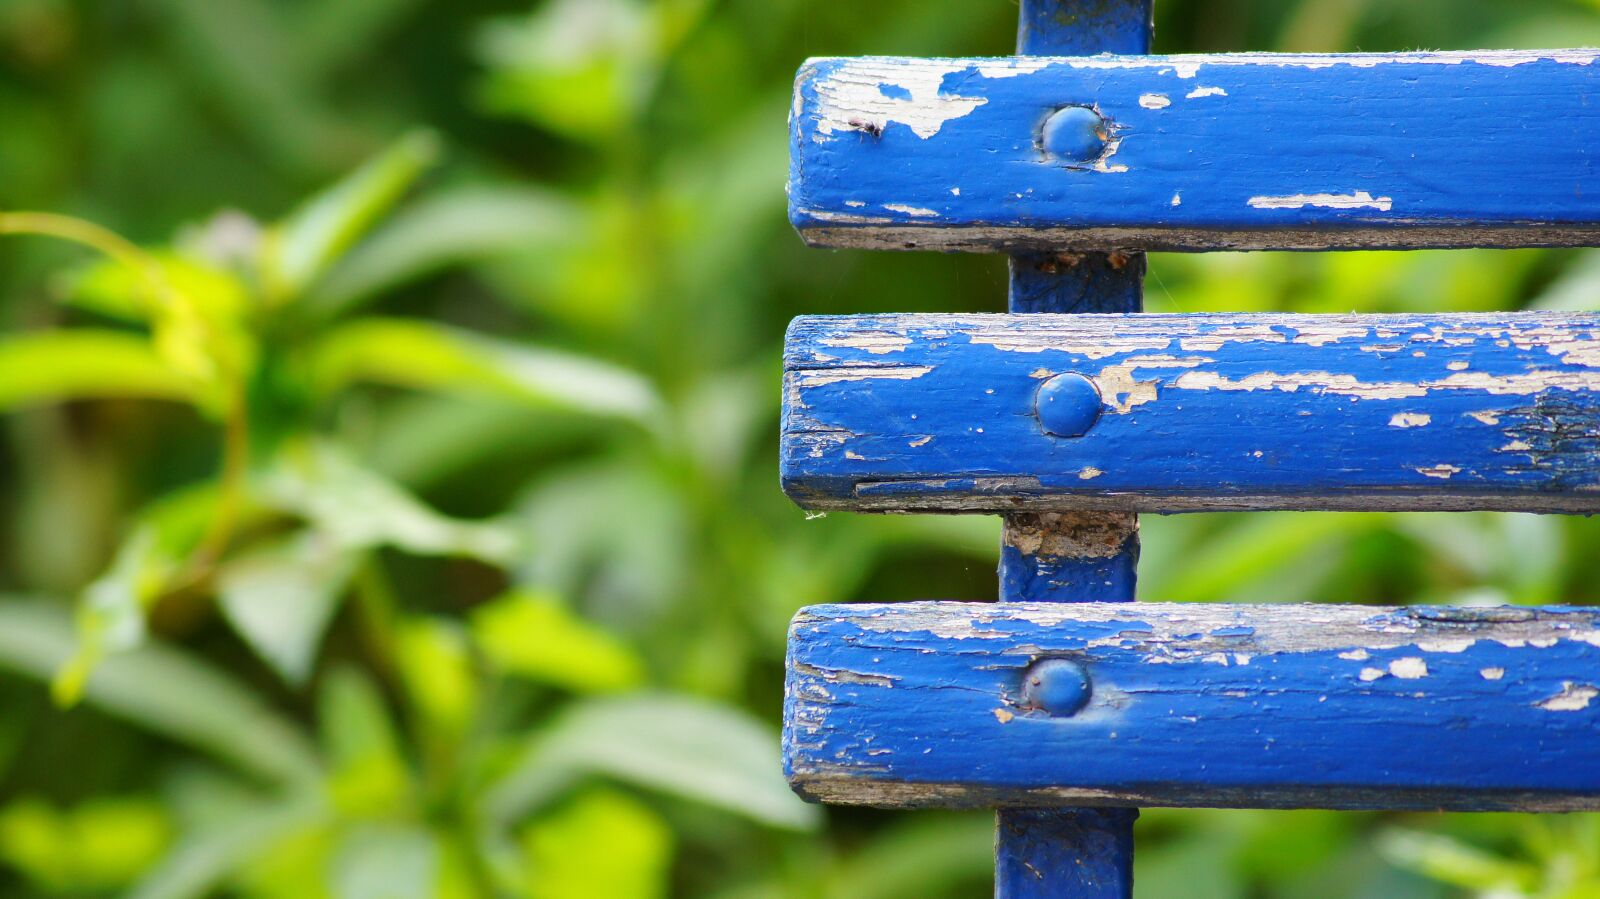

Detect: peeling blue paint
[783,602,1600,810]
[782,312,1600,512]
[789,51,1600,251]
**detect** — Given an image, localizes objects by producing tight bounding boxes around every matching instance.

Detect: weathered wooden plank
[788,51,1600,252]
[784,601,1600,811]
[782,312,1600,513]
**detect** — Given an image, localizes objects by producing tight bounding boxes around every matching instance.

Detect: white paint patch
[1416,464,1462,479]
[1417,638,1475,653]
[1537,682,1598,712]
[950,187,960,196]
[1078,467,1103,480]
[1447,360,1470,371]
[1174,370,1426,400]
[1248,191,1394,212]
[794,365,934,388]
[844,200,866,207]
[1170,193,1182,206]
[810,62,988,139]
[1469,411,1502,425]
[821,333,910,355]
[1389,657,1429,679]
[1339,648,1369,660]
[1480,667,1505,681]
[883,204,939,218]
[1139,93,1171,109]
[1389,413,1432,428]
[1359,668,1385,682]
[1186,86,1228,98]
[908,436,932,448]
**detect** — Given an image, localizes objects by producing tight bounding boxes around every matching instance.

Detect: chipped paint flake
[1389,413,1432,428]
[1359,667,1386,682]
[1248,191,1394,212]
[793,365,934,388]
[1537,682,1598,711]
[1174,370,1426,400]
[1339,649,1369,661]
[993,707,1015,724]
[1389,657,1429,679]
[1481,667,1505,681]
[1186,85,1228,98]
[1078,466,1103,480]
[1416,464,1462,479]
[883,203,939,218]
[1139,93,1172,109]
[810,61,989,140]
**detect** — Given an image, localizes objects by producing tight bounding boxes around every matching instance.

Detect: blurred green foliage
[1,0,1600,896]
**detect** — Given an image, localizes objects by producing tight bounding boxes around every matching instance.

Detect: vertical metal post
[996,2,1153,896]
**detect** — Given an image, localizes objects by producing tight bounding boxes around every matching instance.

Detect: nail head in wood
[1035,371,1103,437]
[1021,658,1092,717]
[1040,105,1109,163]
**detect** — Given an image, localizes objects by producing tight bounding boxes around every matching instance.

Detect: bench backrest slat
[785,601,1600,811]
[782,312,1600,513]
[790,51,1600,252]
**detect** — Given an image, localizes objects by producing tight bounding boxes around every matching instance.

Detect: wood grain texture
[789,51,1600,251]
[782,312,1600,513]
[784,601,1600,811]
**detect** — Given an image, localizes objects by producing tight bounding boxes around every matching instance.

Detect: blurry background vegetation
[2,0,1600,896]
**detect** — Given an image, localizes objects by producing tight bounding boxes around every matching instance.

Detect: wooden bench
[778,2,1600,895]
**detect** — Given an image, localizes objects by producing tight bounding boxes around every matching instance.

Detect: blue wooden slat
[789,51,1600,251]
[782,312,1600,513]
[784,602,1600,811]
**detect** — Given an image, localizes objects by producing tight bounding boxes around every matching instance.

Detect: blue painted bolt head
[1040,106,1109,163]
[1021,658,1092,717]
[1035,372,1103,437]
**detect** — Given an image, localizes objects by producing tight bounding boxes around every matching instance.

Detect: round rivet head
[1040,106,1109,163]
[1035,372,1103,438]
[1021,659,1092,718]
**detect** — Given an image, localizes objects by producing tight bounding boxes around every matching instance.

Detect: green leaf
[1377,828,1540,893]
[484,693,818,832]
[61,251,251,324]
[303,186,583,322]
[0,330,198,411]
[261,130,440,302]
[53,525,171,705]
[262,440,519,565]
[217,532,360,686]
[394,617,479,740]
[471,590,645,693]
[0,796,172,893]
[821,813,994,899]
[0,600,321,786]
[54,485,240,705]
[519,789,671,899]
[127,792,327,899]
[303,317,660,423]
[330,824,439,899]
[318,667,413,817]
[474,0,654,141]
